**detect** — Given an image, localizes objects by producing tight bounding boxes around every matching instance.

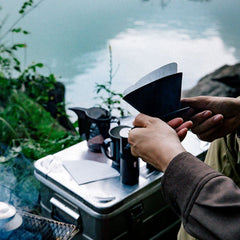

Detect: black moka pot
[69,107,120,152]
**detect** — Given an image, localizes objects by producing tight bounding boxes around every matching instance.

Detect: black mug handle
[101,138,114,160]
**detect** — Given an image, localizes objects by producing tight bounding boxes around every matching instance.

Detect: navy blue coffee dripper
[123,72,191,171]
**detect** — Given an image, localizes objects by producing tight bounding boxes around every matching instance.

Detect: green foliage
[12,28,30,35]
[0,2,80,161]
[0,3,28,77]
[0,1,79,212]
[0,1,67,117]
[18,64,57,108]
[0,0,45,77]
[0,42,25,77]
[0,90,80,160]
[19,0,34,14]
[95,45,130,117]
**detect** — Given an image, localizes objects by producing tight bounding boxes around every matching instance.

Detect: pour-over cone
[123,72,183,118]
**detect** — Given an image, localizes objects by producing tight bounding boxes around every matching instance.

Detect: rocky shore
[183,63,240,98]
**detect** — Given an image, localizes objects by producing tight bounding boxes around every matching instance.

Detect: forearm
[161,152,240,240]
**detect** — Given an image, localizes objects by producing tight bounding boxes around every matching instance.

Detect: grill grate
[3,211,79,240]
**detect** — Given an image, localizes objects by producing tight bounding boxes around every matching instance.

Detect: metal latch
[130,203,144,219]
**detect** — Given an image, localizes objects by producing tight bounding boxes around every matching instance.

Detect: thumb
[181,97,209,109]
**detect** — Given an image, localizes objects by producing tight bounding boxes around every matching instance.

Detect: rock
[45,82,76,132]
[183,63,240,98]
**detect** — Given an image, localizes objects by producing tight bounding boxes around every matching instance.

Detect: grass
[0,89,80,160]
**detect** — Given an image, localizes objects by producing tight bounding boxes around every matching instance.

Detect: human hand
[167,118,193,141]
[181,96,240,141]
[128,114,187,172]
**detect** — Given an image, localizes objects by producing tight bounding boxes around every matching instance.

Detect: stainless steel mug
[102,125,131,171]
[119,127,139,185]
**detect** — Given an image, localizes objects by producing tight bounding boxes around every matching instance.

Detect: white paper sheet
[62,160,120,185]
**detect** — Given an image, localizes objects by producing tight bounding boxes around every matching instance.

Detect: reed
[0,117,18,138]
[95,45,130,117]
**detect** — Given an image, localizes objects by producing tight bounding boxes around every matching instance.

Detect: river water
[1,0,240,117]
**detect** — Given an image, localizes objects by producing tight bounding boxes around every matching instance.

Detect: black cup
[119,128,139,185]
[102,125,131,170]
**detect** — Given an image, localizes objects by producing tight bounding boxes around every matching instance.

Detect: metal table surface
[34,125,209,213]
[34,140,164,212]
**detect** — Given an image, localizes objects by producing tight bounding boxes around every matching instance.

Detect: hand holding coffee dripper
[120,63,193,180]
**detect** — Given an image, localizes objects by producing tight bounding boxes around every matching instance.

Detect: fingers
[167,118,183,128]
[175,120,193,132]
[133,114,193,142]
[128,126,141,142]
[181,96,210,109]
[168,118,192,131]
[177,128,189,141]
[171,121,193,141]
[195,125,224,142]
[132,113,158,128]
[191,114,224,136]
[194,116,239,142]
[191,110,212,126]
[187,109,224,142]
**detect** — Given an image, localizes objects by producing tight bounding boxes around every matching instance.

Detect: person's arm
[162,152,240,240]
[128,113,240,240]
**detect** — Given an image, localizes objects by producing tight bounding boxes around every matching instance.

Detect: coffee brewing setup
[34,63,209,239]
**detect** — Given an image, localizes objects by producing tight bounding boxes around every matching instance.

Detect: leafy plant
[0,91,80,160]
[95,45,130,117]
[0,2,80,212]
[0,1,71,126]
[0,0,56,110]
[0,0,44,78]
[0,1,79,161]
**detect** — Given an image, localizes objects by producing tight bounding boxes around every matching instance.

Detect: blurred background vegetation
[0,0,80,211]
[0,0,80,161]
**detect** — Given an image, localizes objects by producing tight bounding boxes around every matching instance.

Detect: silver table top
[34,124,209,213]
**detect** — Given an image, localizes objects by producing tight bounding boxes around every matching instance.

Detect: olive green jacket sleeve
[161,152,240,240]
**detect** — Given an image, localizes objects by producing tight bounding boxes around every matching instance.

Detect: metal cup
[119,128,139,185]
[102,125,131,171]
